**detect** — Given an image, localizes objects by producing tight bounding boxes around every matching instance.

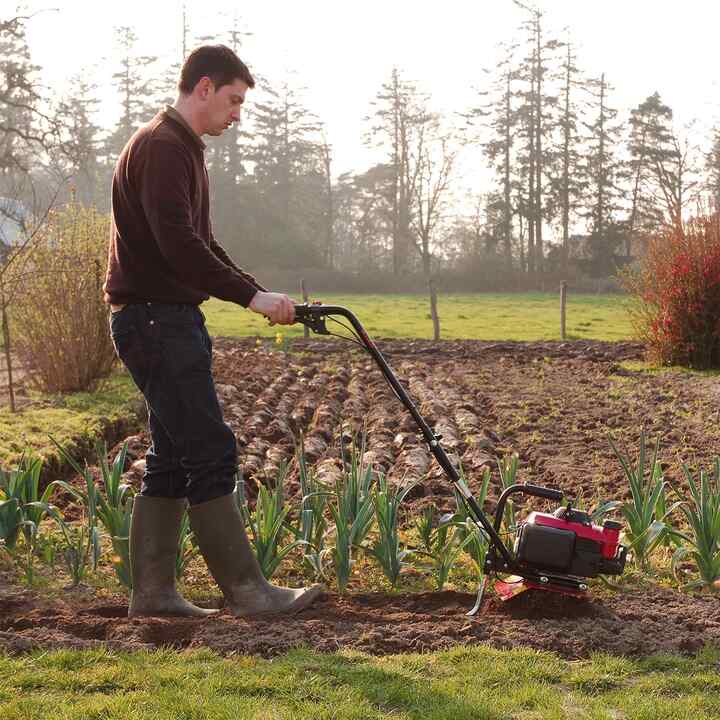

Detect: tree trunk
[597,74,607,242]
[561,45,571,273]
[534,18,544,278]
[503,73,513,267]
[1,287,15,413]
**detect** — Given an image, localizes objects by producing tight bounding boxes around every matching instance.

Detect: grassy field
[1,645,718,719]
[202,292,635,342]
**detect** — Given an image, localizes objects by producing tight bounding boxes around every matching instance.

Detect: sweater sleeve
[208,230,269,292]
[139,138,259,307]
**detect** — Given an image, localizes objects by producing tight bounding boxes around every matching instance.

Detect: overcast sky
[22,0,720,189]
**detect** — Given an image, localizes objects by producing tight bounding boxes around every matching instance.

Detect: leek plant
[51,439,134,585]
[45,505,100,587]
[497,453,520,535]
[0,497,22,550]
[329,437,376,593]
[337,432,375,530]
[368,474,416,588]
[175,509,196,580]
[451,465,491,578]
[235,464,304,580]
[609,431,681,568]
[415,504,434,553]
[416,513,474,590]
[0,456,56,583]
[0,455,54,549]
[414,503,476,590]
[293,441,330,579]
[671,459,720,589]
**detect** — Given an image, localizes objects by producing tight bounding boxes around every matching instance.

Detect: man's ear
[196,76,214,100]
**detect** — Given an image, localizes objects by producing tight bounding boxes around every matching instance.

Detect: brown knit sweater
[103,107,266,307]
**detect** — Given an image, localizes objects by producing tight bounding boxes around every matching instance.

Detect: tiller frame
[293,303,627,613]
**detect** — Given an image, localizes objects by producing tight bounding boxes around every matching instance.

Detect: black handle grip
[294,304,310,321]
[293,303,323,322]
[521,483,565,502]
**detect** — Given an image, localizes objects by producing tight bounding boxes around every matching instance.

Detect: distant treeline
[2,6,720,290]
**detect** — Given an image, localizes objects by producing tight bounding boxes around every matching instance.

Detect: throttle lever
[294,303,330,335]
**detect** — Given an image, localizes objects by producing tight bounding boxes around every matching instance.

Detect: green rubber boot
[189,493,324,617]
[128,495,218,618]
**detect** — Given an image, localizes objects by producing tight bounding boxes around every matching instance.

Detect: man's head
[178,45,255,136]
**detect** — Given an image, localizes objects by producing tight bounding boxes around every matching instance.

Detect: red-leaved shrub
[623,214,720,368]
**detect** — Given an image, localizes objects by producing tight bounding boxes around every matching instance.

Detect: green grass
[620,360,720,377]
[0,374,142,468]
[203,292,634,341]
[1,645,719,719]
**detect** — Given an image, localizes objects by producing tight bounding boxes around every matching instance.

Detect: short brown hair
[178,45,255,94]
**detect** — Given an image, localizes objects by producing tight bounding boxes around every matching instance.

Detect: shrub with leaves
[622,213,720,368]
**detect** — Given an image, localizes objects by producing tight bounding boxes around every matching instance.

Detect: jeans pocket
[111,321,157,391]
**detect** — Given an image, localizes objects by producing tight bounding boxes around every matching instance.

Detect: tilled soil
[7,337,720,660]
[112,336,720,511]
[0,584,717,659]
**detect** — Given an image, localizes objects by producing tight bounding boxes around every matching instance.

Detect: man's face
[201,77,249,136]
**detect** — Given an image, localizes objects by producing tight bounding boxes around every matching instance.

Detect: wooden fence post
[560,281,567,341]
[301,279,309,339]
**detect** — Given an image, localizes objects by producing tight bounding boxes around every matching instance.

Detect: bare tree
[366,67,428,275]
[652,125,701,229]
[411,116,457,341]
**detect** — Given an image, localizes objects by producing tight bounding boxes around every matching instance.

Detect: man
[103,45,322,618]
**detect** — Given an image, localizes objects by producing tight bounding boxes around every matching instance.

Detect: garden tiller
[293,303,627,612]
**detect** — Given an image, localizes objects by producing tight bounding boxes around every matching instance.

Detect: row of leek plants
[2,429,719,594]
[232,429,720,594]
[233,434,492,594]
[608,429,720,589]
[0,440,195,588]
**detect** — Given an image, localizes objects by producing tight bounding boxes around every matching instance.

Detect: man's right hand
[249,291,296,325]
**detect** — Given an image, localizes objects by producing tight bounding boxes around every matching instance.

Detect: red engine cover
[525,511,621,559]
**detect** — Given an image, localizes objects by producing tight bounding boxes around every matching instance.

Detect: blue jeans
[109,302,237,505]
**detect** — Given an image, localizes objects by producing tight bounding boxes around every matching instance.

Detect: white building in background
[0,198,27,257]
